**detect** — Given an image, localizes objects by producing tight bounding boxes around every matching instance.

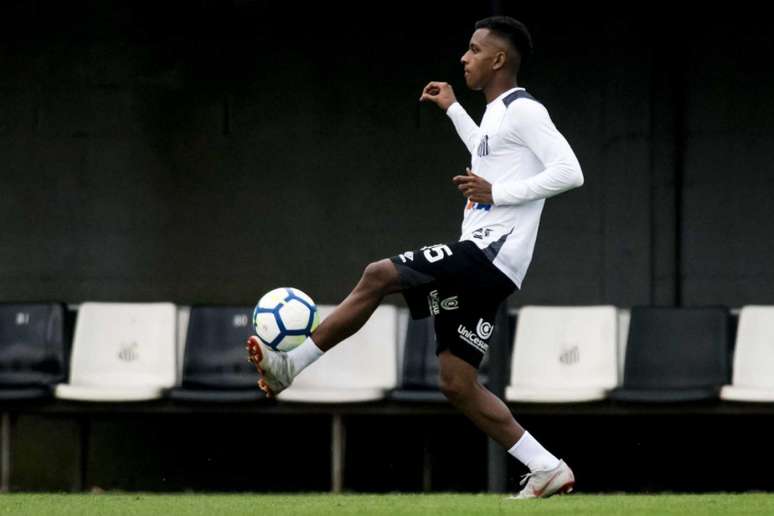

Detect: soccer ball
[252,287,320,351]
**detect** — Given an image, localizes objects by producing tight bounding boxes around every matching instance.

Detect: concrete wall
[1,3,772,307]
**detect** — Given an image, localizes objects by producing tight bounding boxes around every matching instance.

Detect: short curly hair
[474,16,533,68]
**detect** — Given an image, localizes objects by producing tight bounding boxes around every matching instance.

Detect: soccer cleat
[246,335,295,397]
[509,460,575,500]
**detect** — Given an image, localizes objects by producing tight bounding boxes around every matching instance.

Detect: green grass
[0,493,773,515]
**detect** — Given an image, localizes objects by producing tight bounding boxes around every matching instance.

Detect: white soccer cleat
[246,335,295,397]
[509,460,575,500]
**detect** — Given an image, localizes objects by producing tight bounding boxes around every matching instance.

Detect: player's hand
[419,81,457,111]
[453,168,493,204]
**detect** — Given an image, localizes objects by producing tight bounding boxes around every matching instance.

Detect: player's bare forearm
[453,168,493,204]
[419,81,457,111]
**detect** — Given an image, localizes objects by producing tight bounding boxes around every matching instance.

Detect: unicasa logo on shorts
[457,318,493,353]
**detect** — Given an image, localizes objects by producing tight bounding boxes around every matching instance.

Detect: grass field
[0,493,773,515]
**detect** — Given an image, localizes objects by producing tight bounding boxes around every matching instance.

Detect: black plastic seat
[168,306,266,402]
[0,303,69,400]
[610,306,731,402]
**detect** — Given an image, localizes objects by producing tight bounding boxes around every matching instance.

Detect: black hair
[474,16,533,66]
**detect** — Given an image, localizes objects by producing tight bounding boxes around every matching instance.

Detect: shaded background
[2,1,772,308]
[2,0,774,494]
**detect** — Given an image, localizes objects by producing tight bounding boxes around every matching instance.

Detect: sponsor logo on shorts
[476,318,493,339]
[428,290,440,316]
[457,324,489,353]
[428,291,460,315]
[440,296,459,311]
[398,251,415,263]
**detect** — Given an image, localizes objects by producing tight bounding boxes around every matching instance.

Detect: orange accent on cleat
[246,336,275,398]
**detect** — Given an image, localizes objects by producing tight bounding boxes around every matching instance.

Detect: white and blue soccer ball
[253,287,320,351]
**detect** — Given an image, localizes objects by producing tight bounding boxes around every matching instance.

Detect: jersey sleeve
[445,102,480,155]
[491,100,584,206]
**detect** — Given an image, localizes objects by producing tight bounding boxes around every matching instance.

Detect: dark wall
[1,3,772,306]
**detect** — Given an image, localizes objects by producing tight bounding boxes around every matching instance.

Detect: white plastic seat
[506,306,618,403]
[55,302,178,402]
[277,305,398,403]
[721,306,774,402]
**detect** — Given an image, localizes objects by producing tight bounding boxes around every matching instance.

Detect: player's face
[460,29,503,91]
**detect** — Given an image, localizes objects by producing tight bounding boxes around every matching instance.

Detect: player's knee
[361,260,398,294]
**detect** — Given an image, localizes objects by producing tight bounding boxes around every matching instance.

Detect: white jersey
[445,87,583,288]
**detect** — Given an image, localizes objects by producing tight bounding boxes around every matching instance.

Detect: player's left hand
[453,168,493,204]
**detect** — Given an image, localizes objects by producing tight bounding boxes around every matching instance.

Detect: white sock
[287,337,324,375]
[507,431,560,472]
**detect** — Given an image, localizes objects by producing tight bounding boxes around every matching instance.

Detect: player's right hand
[419,81,457,111]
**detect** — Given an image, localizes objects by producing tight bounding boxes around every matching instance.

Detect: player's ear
[492,50,506,71]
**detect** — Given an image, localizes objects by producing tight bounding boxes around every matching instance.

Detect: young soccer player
[247,16,583,499]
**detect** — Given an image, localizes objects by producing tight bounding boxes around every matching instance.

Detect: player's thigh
[438,349,478,390]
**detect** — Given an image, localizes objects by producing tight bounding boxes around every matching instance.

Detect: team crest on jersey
[477,134,490,157]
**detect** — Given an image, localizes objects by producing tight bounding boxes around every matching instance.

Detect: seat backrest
[400,317,441,389]
[0,303,68,387]
[622,306,730,389]
[181,306,256,389]
[730,306,774,389]
[509,306,618,390]
[290,305,398,390]
[69,302,177,387]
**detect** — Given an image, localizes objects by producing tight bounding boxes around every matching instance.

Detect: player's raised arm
[420,81,480,155]
[491,100,583,206]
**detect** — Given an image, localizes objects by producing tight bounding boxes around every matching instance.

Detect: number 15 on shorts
[422,244,453,263]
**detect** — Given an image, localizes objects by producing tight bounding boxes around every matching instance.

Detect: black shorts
[390,240,516,368]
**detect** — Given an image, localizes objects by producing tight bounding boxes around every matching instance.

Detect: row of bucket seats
[0,303,772,403]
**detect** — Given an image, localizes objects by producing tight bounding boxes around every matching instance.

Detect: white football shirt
[445,87,583,288]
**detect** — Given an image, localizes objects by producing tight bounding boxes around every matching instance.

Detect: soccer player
[247,16,583,499]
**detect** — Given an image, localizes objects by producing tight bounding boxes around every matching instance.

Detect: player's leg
[434,289,575,498]
[437,351,574,498]
[247,258,402,396]
[438,350,524,448]
[311,259,402,351]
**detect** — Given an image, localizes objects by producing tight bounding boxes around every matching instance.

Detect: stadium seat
[610,306,731,402]
[505,306,619,403]
[55,303,177,402]
[0,303,69,400]
[168,306,266,402]
[277,305,399,403]
[390,317,495,402]
[720,306,774,402]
